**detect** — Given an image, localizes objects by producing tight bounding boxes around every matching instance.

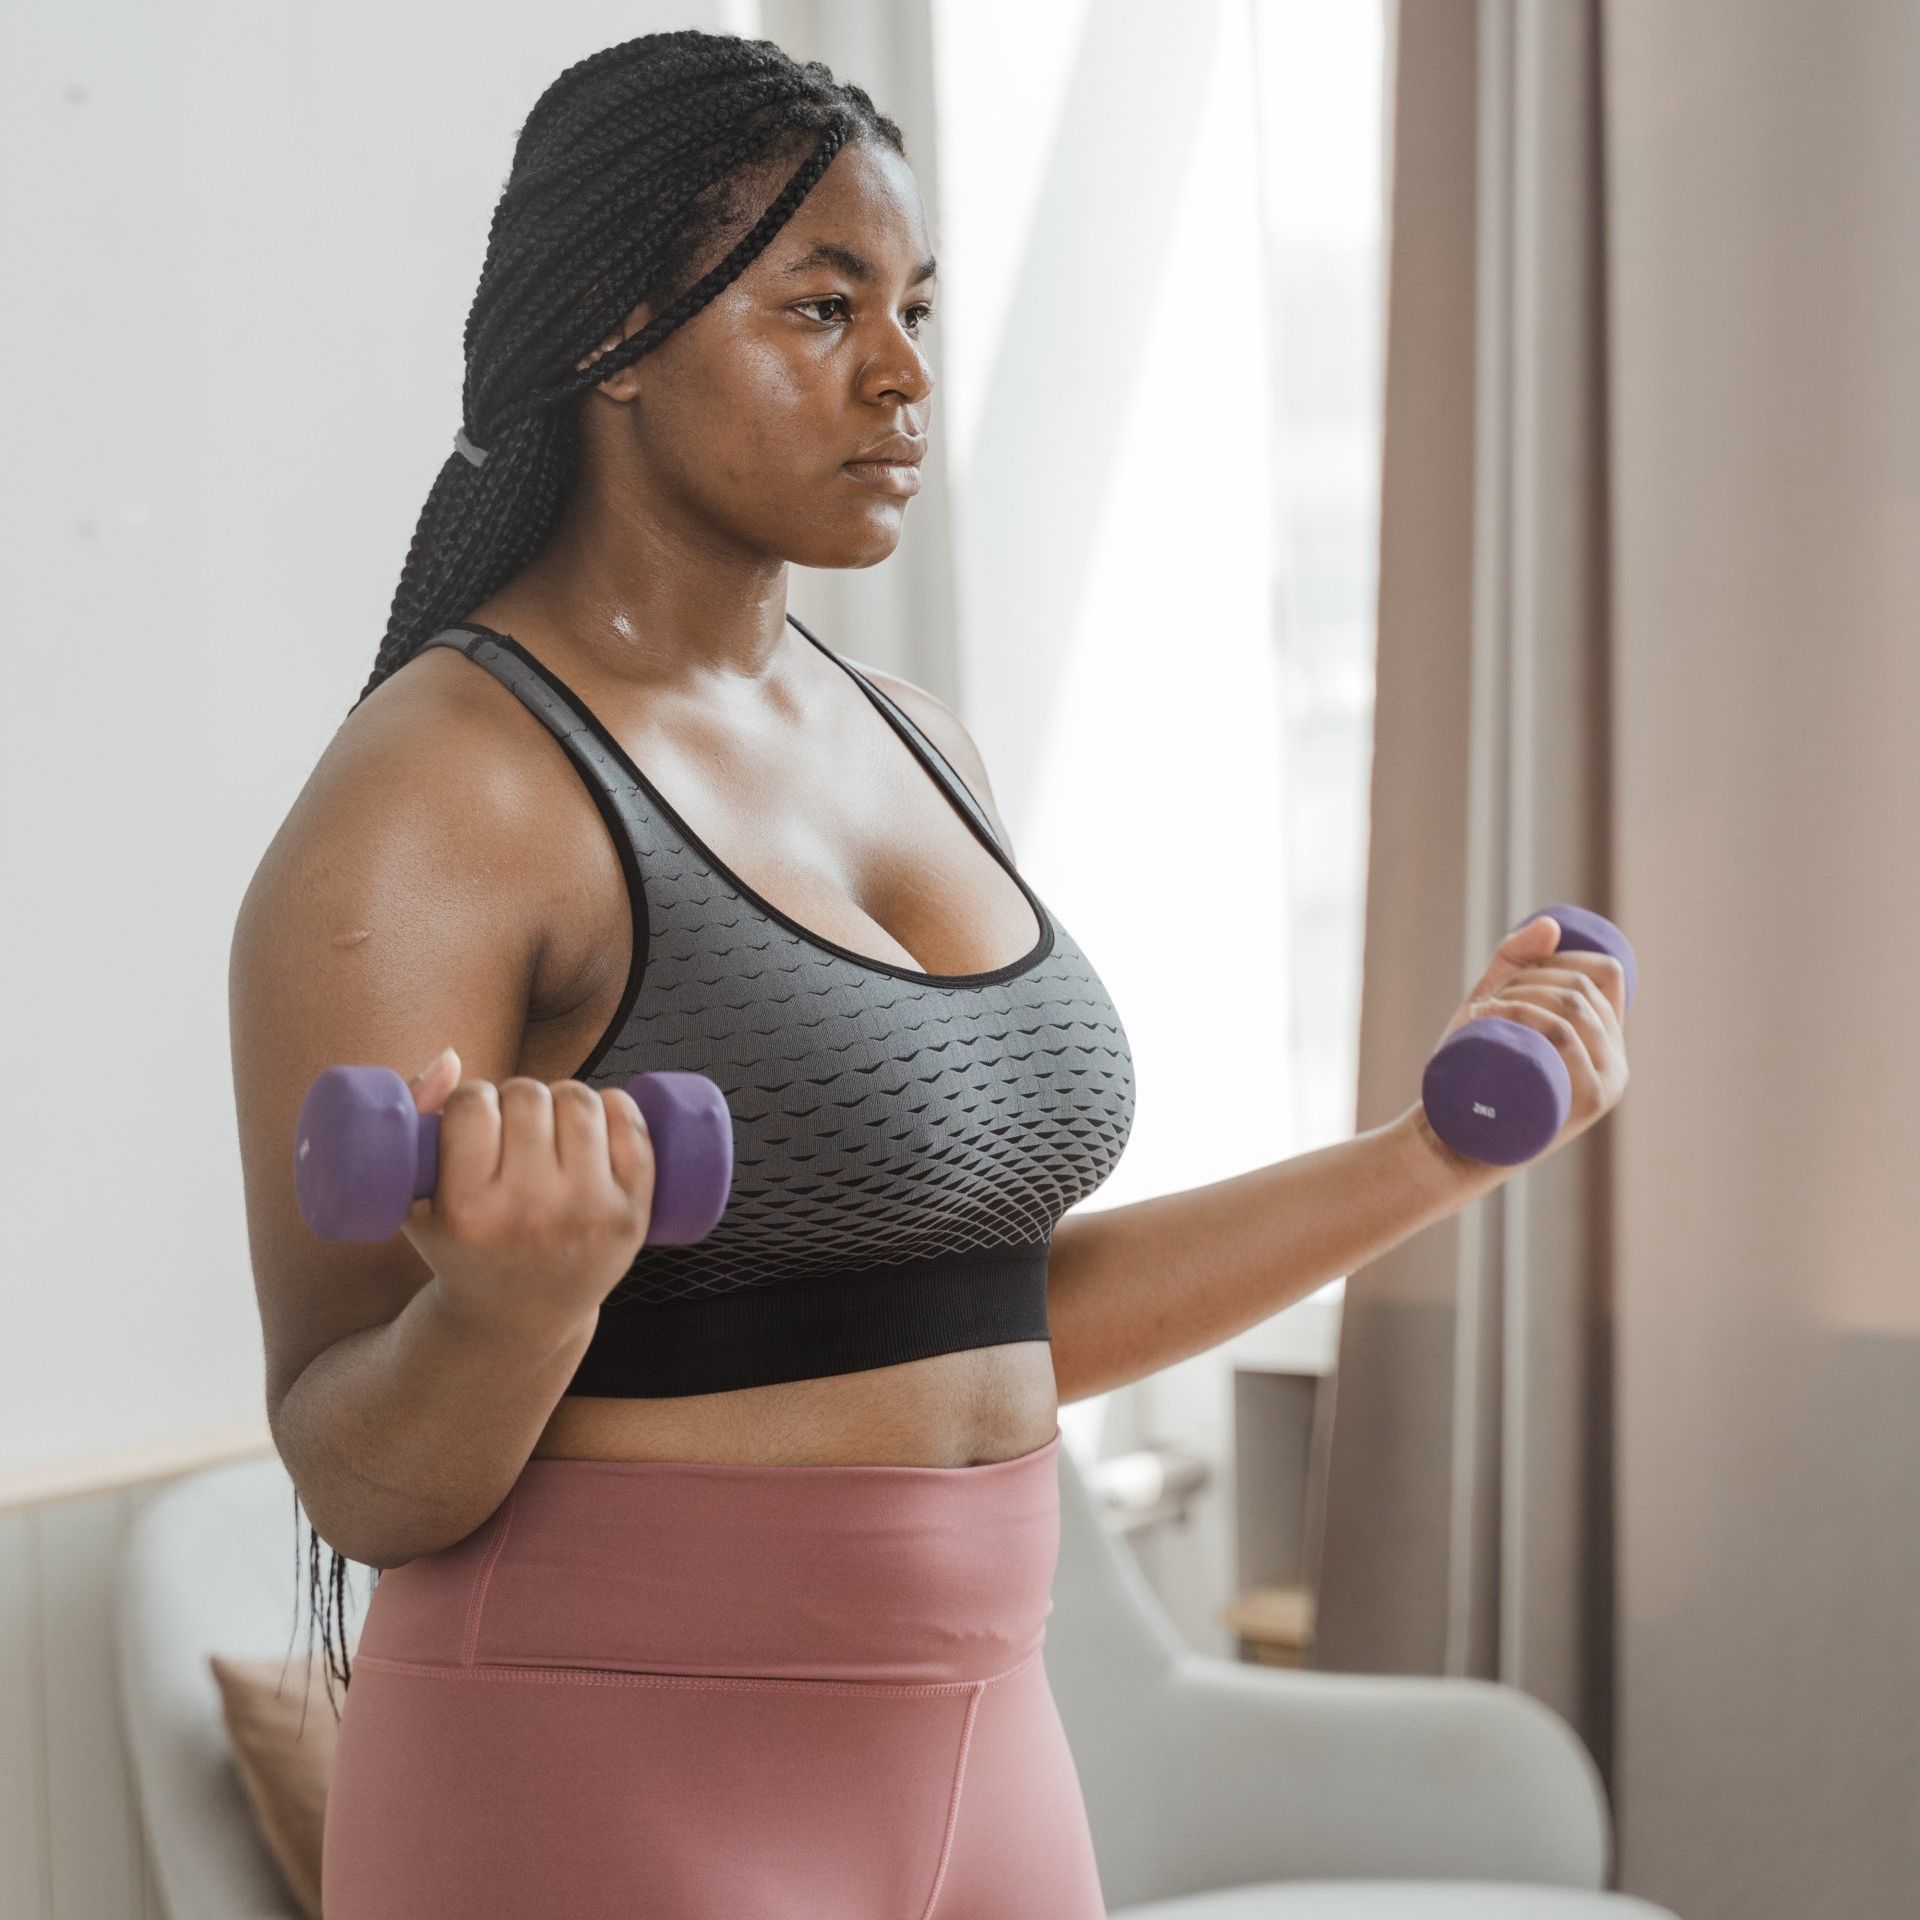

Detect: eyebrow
[780,241,938,287]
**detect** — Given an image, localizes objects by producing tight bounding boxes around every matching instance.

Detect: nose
[863,319,934,405]
[871,348,933,407]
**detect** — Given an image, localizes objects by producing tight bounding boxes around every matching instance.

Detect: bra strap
[785,614,1010,860]
[412,626,634,817]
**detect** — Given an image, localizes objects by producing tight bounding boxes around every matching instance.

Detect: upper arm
[853,664,1019,864]
[229,661,553,1420]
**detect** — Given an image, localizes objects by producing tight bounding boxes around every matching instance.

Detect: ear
[574,298,655,398]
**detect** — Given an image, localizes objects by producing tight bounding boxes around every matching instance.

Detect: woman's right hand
[399,1047,657,1350]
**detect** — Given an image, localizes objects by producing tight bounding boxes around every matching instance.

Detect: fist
[1432,914,1631,1158]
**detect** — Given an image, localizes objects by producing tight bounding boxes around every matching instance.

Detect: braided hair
[348,26,904,713]
[297,27,907,1721]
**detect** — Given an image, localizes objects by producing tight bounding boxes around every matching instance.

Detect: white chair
[1046,1439,1677,1917]
[115,1441,1679,1919]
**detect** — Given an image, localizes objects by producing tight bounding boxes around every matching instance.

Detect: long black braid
[296,27,906,1722]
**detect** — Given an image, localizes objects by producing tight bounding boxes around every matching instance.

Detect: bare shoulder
[227,645,592,1412]
[845,657,1018,862]
[239,646,562,947]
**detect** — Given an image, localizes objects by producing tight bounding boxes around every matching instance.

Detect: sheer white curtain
[1249,0,1387,1178]
[926,0,1385,1651]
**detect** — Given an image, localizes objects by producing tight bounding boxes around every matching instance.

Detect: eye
[798,294,937,335]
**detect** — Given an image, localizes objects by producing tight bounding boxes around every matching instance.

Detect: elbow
[270,1419,434,1572]
[284,1482,406,1573]
[296,1502,441,1573]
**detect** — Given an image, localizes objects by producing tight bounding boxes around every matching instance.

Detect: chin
[790,522,906,570]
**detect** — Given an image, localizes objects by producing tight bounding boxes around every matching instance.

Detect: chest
[525,721,1044,1042]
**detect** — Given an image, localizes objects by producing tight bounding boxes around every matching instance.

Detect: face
[576,138,937,570]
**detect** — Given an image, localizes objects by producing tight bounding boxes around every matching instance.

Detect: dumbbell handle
[1420,903,1636,1167]
[294,1065,733,1245]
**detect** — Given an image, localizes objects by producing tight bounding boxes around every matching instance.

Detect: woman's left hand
[1429,914,1631,1159]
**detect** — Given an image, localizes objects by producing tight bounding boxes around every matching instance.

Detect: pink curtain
[1314,3,1920,1915]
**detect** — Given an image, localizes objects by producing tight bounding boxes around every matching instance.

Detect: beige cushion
[206,1651,340,1920]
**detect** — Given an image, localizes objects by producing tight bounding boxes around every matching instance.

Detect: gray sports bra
[410,616,1135,1398]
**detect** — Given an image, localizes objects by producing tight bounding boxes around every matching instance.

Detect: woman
[228,29,1629,1920]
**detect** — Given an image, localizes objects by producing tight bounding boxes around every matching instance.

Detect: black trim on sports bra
[448,616,1057,991]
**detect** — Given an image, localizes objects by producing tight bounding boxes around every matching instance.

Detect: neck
[489,463,795,695]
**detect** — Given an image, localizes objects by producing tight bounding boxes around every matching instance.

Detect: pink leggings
[321,1425,1107,1918]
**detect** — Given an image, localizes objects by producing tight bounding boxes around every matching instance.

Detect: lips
[840,457,922,496]
[847,433,927,465]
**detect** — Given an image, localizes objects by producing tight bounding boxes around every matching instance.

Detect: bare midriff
[527,1337,1061,1469]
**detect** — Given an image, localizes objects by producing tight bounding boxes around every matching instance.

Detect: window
[931,1,1385,1462]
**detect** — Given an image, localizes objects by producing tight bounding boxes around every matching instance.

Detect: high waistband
[355,1427,1063,1689]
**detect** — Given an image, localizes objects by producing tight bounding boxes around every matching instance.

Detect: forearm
[272,1285,598,1569]
[1046,1102,1504,1404]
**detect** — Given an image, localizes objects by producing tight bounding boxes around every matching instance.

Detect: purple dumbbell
[1420,903,1637,1167]
[293,1065,734,1245]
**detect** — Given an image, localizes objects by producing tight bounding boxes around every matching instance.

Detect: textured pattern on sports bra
[411,619,1135,1321]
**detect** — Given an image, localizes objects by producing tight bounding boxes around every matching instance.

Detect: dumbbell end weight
[1421,1018,1571,1168]
[294,1066,429,1243]
[623,1071,735,1246]
[294,1065,734,1246]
